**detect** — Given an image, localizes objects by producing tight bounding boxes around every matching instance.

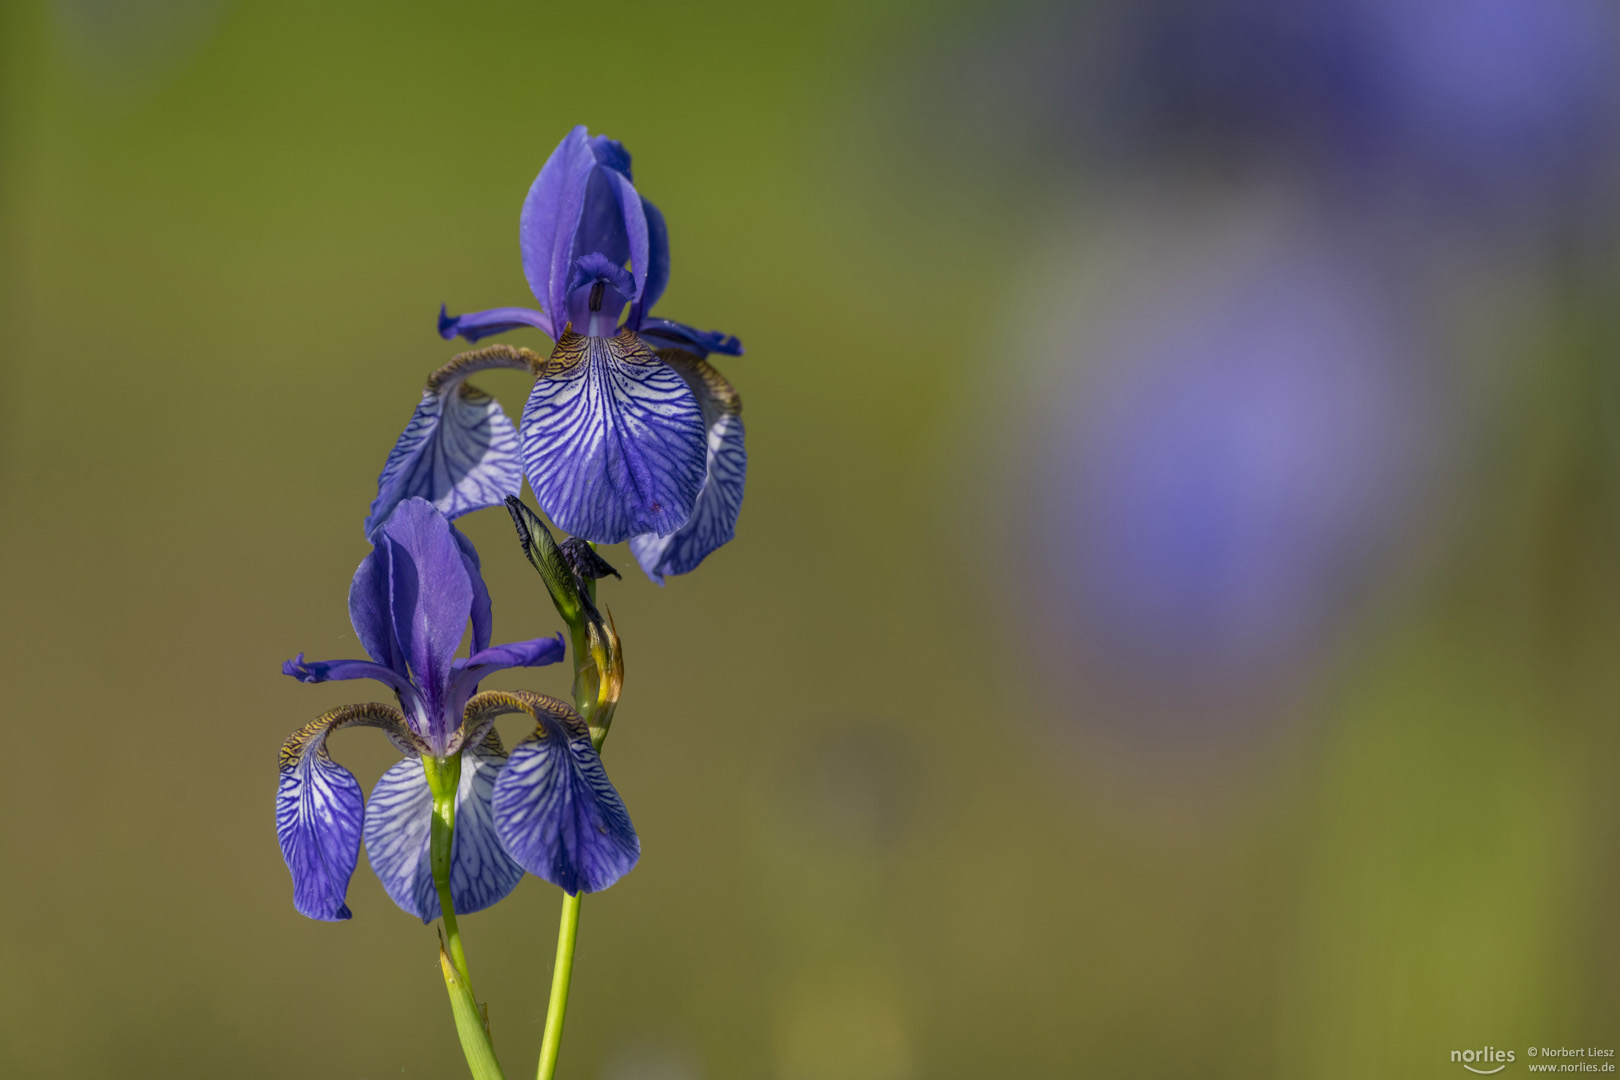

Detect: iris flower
[408,126,745,583]
[276,497,640,921]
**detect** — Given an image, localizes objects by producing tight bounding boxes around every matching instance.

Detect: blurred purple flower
[1016,225,1434,720]
[1102,0,1620,218]
[914,0,1620,231]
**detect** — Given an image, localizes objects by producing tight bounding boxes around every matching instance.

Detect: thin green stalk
[442,947,506,1080]
[534,572,609,1080]
[424,754,507,1080]
[535,892,582,1080]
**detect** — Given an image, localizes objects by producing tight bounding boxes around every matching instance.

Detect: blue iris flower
[276,497,639,921]
[418,126,745,583]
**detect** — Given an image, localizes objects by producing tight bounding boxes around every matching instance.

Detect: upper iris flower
[429,125,746,583]
[276,497,639,921]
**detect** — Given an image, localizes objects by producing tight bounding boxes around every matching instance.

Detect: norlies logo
[1452,1047,1516,1074]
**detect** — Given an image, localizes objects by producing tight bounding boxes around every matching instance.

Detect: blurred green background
[3,0,1619,1077]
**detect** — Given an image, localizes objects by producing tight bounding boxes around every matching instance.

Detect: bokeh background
[5,0,1620,1076]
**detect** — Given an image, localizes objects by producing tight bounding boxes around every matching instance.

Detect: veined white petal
[365,347,534,538]
[630,351,746,582]
[362,742,524,922]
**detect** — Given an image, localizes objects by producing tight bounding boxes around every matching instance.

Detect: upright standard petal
[521,329,706,543]
[348,538,406,677]
[362,738,524,922]
[520,126,597,325]
[564,139,648,310]
[626,197,669,331]
[482,691,640,895]
[363,347,537,539]
[630,351,746,583]
[377,499,476,744]
[603,167,649,310]
[586,134,632,178]
[277,703,415,921]
[570,167,631,274]
[451,525,493,657]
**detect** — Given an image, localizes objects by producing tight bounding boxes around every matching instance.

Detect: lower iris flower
[423,126,745,582]
[276,497,640,921]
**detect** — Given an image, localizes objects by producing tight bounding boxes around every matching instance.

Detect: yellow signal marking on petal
[541,330,590,379]
[542,327,665,381]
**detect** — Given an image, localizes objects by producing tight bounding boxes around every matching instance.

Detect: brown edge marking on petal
[278,702,419,770]
[458,690,590,753]
[426,344,546,393]
[654,348,742,419]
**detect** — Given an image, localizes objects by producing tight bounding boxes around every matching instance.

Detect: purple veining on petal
[491,712,639,895]
[363,744,524,922]
[276,722,365,921]
[364,367,524,541]
[630,355,745,583]
[521,332,707,543]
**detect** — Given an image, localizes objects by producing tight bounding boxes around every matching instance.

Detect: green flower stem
[535,891,581,1080]
[441,948,507,1080]
[534,588,610,1080]
[424,754,507,1080]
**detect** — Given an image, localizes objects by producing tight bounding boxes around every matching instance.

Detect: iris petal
[364,347,535,540]
[451,525,493,657]
[609,168,649,309]
[630,352,746,583]
[586,134,632,178]
[446,634,567,721]
[570,168,631,275]
[636,317,744,358]
[438,305,556,344]
[627,197,668,330]
[565,143,647,310]
[377,499,476,743]
[348,540,406,677]
[521,329,706,543]
[521,126,596,328]
[486,692,639,895]
[281,653,422,717]
[276,703,414,921]
[362,739,524,922]
[564,254,635,336]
